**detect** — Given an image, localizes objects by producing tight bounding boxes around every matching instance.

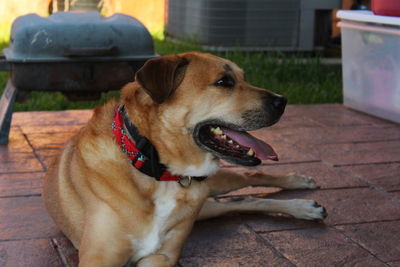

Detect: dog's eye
[214,75,235,88]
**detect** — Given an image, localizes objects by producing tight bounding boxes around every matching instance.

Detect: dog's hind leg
[206,169,318,197]
[197,198,327,221]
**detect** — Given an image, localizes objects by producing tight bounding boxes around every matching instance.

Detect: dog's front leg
[199,169,327,221]
[79,236,131,267]
[206,169,318,196]
[197,198,327,221]
[78,210,133,267]
[135,220,195,267]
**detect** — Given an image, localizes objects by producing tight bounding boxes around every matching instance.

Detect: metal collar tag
[179,176,192,187]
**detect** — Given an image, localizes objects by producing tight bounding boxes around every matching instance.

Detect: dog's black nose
[272,95,287,113]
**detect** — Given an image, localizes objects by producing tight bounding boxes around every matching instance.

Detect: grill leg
[0,80,18,145]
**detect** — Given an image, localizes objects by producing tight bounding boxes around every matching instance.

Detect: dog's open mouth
[194,123,278,166]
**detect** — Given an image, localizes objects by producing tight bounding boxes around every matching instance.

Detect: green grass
[213,50,342,104]
[0,37,342,111]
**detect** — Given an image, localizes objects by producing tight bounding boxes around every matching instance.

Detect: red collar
[112,105,207,184]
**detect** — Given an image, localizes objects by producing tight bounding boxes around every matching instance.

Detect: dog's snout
[261,93,287,115]
[272,95,287,113]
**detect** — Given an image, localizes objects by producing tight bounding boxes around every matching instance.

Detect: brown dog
[43,52,327,267]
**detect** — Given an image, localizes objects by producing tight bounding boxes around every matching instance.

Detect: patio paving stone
[339,163,400,192]
[11,110,92,127]
[0,104,399,266]
[180,219,293,266]
[260,227,386,266]
[25,132,77,151]
[391,191,400,200]
[267,113,323,129]
[266,124,400,145]
[0,172,44,197]
[0,127,33,153]
[0,238,63,267]
[0,152,44,173]
[0,196,61,241]
[335,221,400,262]
[20,124,85,134]
[285,104,397,127]
[298,140,400,166]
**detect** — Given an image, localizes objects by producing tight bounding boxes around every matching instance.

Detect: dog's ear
[135,55,188,104]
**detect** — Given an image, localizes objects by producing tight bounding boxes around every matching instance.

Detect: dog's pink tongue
[221,127,278,161]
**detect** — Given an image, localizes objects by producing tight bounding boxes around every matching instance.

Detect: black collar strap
[112,105,207,184]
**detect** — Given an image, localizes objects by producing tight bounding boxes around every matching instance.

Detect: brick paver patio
[0,104,399,266]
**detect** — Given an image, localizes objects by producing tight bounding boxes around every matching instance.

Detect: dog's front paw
[136,254,171,267]
[285,173,318,190]
[288,199,328,220]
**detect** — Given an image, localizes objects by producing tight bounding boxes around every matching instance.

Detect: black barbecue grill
[0,11,157,144]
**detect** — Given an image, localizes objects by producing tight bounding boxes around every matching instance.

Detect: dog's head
[123,52,286,176]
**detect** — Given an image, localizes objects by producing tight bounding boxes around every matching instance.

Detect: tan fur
[43,52,326,267]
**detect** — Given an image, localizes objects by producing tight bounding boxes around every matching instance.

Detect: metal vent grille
[166,0,341,51]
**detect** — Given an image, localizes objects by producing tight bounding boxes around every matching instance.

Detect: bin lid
[337,10,400,27]
[4,11,156,63]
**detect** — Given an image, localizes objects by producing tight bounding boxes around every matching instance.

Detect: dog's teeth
[235,145,240,149]
[247,148,254,156]
[210,127,223,135]
[214,127,223,135]
[228,140,233,144]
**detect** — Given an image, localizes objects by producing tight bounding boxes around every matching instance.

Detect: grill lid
[4,11,156,63]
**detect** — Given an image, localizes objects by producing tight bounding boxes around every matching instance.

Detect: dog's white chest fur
[129,182,179,262]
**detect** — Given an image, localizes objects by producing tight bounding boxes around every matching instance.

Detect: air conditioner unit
[165,0,341,51]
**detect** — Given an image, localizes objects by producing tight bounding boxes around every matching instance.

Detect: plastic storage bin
[338,10,400,123]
